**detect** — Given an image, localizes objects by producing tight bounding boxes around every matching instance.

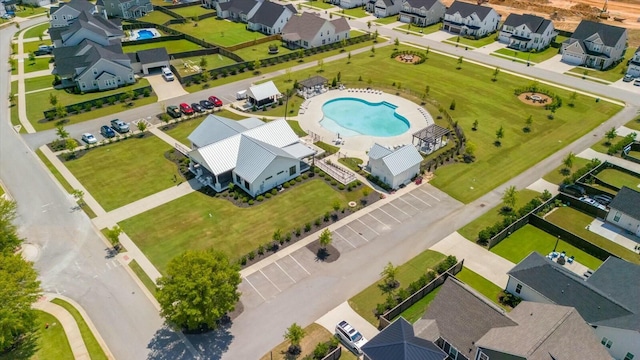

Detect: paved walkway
[588,218,640,251]
[616,125,637,137]
[577,148,640,174]
[14,21,37,133]
[526,178,558,195]
[474,41,506,55]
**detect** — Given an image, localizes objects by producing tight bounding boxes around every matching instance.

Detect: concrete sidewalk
[34,295,92,360]
[577,148,640,174]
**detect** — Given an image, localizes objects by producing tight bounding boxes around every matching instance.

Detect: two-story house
[498,13,557,51]
[398,0,445,27]
[606,186,640,237]
[561,20,628,69]
[365,0,401,18]
[626,47,640,78]
[102,0,153,19]
[49,10,124,48]
[247,1,296,35]
[442,1,500,39]
[328,0,367,10]
[281,12,350,49]
[49,0,97,28]
[216,0,261,22]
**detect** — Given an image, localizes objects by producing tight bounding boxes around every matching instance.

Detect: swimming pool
[320,98,410,137]
[136,29,156,40]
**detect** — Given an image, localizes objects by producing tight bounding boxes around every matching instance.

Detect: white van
[236,90,247,100]
[162,67,174,81]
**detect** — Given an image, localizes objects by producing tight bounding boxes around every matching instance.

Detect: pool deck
[297,89,432,157]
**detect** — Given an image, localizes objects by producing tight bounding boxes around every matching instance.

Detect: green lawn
[567,47,635,82]
[287,120,307,137]
[395,286,441,324]
[129,259,158,298]
[458,189,541,242]
[23,39,52,55]
[120,180,372,273]
[493,47,559,64]
[542,157,590,185]
[625,117,640,132]
[24,23,49,39]
[591,135,624,154]
[170,5,215,18]
[455,268,504,307]
[490,224,603,270]
[596,168,640,190]
[315,141,339,155]
[25,75,55,93]
[35,149,74,193]
[348,250,446,326]
[545,207,640,264]
[123,39,203,54]
[337,7,368,18]
[23,57,51,74]
[32,310,74,360]
[233,40,295,61]
[168,17,266,47]
[13,5,49,18]
[338,157,363,172]
[170,54,237,77]
[138,11,176,24]
[304,0,334,9]
[446,35,497,48]
[50,299,108,360]
[375,16,399,25]
[64,135,181,211]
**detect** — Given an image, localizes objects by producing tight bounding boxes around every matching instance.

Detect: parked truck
[110,119,130,133]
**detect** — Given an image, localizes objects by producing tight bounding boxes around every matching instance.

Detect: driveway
[474,41,505,54]
[534,54,575,73]
[145,73,188,102]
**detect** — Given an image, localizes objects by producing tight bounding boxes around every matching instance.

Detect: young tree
[55,103,67,119]
[317,59,324,72]
[373,29,379,41]
[370,46,375,56]
[495,126,505,146]
[394,37,400,49]
[380,262,399,289]
[425,85,430,97]
[492,67,500,82]
[464,141,476,162]
[341,38,347,49]
[136,121,147,136]
[55,125,69,141]
[105,225,122,249]
[524,115,533,132]
[272,228,282,244]
[283,323,306,355]
[347,51,352,63]
[367,21,371,31]
[472,119,479,131]
[285,67,292,82]
[28,52,35,64]
[502,186,517,211]
[563,152,576,172]
[0,199,22,253]
[319,228,332,249]
[425,46,430,58]
[71,189,85,207]
[49,93,58,107]
[605,127,617,146]
[157,250,241,331]
[568,91,577,107]
[456,56,463,70]
[125,89,135,101]
[199,56,207,69]
[253,59,261,73]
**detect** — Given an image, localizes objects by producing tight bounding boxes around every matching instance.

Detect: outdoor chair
[567,256,575,264]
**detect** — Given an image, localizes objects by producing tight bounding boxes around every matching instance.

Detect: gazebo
[297,75,328,99]
[247,81,281,108]
[412,124,450,154]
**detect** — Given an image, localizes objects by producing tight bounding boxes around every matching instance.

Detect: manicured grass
[35,149,74,193]
[233,40,295,61]
[625,117,640,132]
[139,11,176,24]
[129,259,158,298]
[490,224,603,270]
[596,168,640,190]
[64,135,181,211]
[395,23,442,36]
[120,180,372,273]
[287,120,307,137]
[375,16,399,25]
[259,323,333,360]
[216,109,248,120]
[315,141,339,155]
[25,75,55,93]
[23,39,52,55]
[23,57,51,73]
[10,95,21,132]
[567,47,635,82]
[542,157,590,185]
[168,17,266,47]
[338,157,363,172]
[170,54,237,77]
[446,34,497,48]
[32,310,74,360]
[123,39,203,54]
[169,5,215,18]
[337,7,368,18]
[24,23,49,39]
[13,5,49,18]
[455,268,505,307]
[348,250,446,326]
[395,286,441,323]
[50,298,108,360]
[304,0,334,9]
[545,207,640,264]
[458,189,541,242]
[591,135,624,154]
[494,47,559,63]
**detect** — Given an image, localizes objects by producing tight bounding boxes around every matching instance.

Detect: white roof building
[368,143,422,189]
[247,81,281,108]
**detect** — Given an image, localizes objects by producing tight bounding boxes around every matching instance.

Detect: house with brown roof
[281,12,350,49]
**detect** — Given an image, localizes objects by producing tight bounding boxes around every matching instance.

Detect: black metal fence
[321,346,341,360]
[623,142,640,164]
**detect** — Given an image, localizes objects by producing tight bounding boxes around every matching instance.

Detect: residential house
[606,186,640,237]
[561,20,628,69]
[506,252,640,360]
[442,1,500,39]
[367,143,422,189]
[365,0,402,19]
[498,13,557,51]
[328,0,367,9]
[216,0,261,22]
[626,47,640,78]
[398,0,445,27]
[127,47,170,74]
[414,277,612,360]
[49,10,124,48]
[22,0,50,7]
[187,116,316,196]
[281,12,350,49]
[362,317,447,360]
[49,0,97,27]
[52,39,135,91]
[102,0,153,19]
[247,81,280,108]
[247,1,296,35]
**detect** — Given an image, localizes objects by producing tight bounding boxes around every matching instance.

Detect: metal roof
[234,137,296,183]
[282,142,315,159]
[368,143,393,160]
[248,81,280,101]
[237,117,264,129]
[187,114,247,148]
[381,145,423,176]
[191,135,242,175]
[242,119,299,148]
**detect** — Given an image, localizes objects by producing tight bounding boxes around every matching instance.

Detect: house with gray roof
[442,1,500,39]
[362,317,446,360]
[561,20,628,70]
[247,1,296,35]
[49,10,124,48]
[49,0,97,27]
[367,143,422,189]
[507,252,640,360]
[188,116,315,196]
[398,0,445,27]
[328,0,367,10]
[626,47,640,78]
[281,12,350,49]
[215,0,261,23]
[498,13,557,51]
[102,0,153,19]
[606,186,640,237]
[128,47,170,74]
[365,0,402,19]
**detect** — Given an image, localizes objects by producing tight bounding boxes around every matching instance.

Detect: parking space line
[275,261,297,283]
[378,208,402,223]
[408,193,432,207]
[259,269,281,292]
[334,231,357,248]
[356,218,380,235]
[419,188,440,201]
[398,197,420,210]
[388,202,410,217]
[366,213,389,227]
[346,224,369,242]
[289,254,311,275]
[244,277,266,301]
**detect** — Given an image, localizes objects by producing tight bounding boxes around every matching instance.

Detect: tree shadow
[146,320,234,360]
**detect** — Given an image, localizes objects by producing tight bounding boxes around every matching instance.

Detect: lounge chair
[567,256,575,264]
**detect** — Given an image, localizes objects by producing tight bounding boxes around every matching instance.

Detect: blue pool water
[320,98,410,137]
[136,29,156,40]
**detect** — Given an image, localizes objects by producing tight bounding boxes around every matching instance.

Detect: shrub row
[366,174,391,191]
[563,158,601,185]
[607,133,637,156]
[44,86,152,120]
[477,195,547,243]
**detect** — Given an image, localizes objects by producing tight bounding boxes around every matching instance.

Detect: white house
[625,46,640,78]
[498,13,557,51]
[507,253,640,360]
[216,0,261,22]
[367,143,422,189]
[49,10,124,48]
[606,186,640,237]
[442,1,500,39]
[247,81,281,109]
[365,0,402,18]
[561,20,628,70]
[281,12,350,49]
[188,116,316,197]
[399,0,446,27]
[328,0,367,9]
[102,0,153,19]
[247,1,296,35]
[49,0,98,27]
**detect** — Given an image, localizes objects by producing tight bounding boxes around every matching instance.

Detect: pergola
[412,124,450,154]
[298,75,327,91]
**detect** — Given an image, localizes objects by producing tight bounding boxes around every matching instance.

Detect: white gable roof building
[367,143,422,189]
[247,81,281,108]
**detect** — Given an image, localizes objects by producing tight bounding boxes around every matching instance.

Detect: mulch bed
[394,55,422,64]
[517,92,552,107]
[164,149,195,181]
[305,242,340,263]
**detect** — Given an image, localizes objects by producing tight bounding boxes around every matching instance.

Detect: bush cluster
[366,174,391,191]
[477,196,547,244]
[607,133,637,156]
[562,158,601,184]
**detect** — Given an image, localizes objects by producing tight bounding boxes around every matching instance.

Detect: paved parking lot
[239,184,454,307]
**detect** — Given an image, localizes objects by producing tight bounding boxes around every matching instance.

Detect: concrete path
[14,21,36,133]
[430,232,514,288]
[616,125,638,137]
[145,73,188,102]
[474,41,506,55]
[526,178,558,195]
[577,148,640,174]
[588,218,640,251]
[316,301,379,341]
[34,295,91,360]
[529,54,575,74]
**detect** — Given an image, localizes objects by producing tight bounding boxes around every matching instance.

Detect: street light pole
[553,235,560,252]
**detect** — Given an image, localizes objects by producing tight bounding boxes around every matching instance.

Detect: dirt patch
[306,242,340,263]
[394,54,423,64]
[517,92,553,107]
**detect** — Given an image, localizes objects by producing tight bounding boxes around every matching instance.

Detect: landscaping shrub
[302,174,308,179]
[239,256,247,265]
[258,244,265,255]
[607,133,637,156]
[248,251,255,260]
[265,193,272,199]
[304,223,312,232]
[436,255,457,274]
[366,174,391,191]
[248,199,254,205]
[295,227,301,237]
[313,342,329,359]
[338,184,345,190]
[295,177,302,182]
[564,158,601,184]
[315,218,322,227]
[271,189,277,195]
[283,182,290,188]
[330,180,337,186]
[256,195,264,202]
[499,291,522,308]
[285,233,291,242]
[324,212,330,222]
[319,172,325,178]
[288,180,296,186]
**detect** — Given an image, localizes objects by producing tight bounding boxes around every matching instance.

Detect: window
[244,180,250,189]
[601,337,612,349]
[277,171,284,175]
[624,354,634,360]
[478,353,490,360]
[236,174,242,183]
[265,176,272,180]
[613,212,621,222]
[449,346,458,359]
[289,166,296,176]
[93,69,98,75]
[515,284,522,294]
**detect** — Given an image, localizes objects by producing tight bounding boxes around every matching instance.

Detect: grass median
[50,298,108,360]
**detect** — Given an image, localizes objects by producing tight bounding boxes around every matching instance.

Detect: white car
[635,78,640,87]
[162,67,174,81]
[335,321,367,355]
[81,133,97,144]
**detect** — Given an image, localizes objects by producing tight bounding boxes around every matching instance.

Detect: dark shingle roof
[362,317,446,360]
[445,1,495,21]
[403,0,442,10]
[503,13,552,34]
[248,1,295,28]
[586,256,640,313]
[571,20,627,47]
[298,75,327,89]
[53,39,128,77]
[50,0,95,15]
[136,47,168,65]
[220,0,258,15]
[608,186,640,220]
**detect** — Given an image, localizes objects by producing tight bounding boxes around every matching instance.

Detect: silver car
[81,133,97,144]
[335,320,367,355]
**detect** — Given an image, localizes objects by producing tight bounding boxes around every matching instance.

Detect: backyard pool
[320,98,410,137]
[132,28,161,41]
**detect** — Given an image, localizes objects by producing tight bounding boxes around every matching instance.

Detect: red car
[208,96,223,107]
[179,103,194,115]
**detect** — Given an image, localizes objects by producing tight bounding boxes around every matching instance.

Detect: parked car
[635,78,640,87]
[167,105,182,119]
[110,119,130,133]
[579,196,606,210]
[592,194,612,206]
[199,99,214,110]
[623,74,635,82]
[162,67,174,81]
[191,102,205,113]
[180,103,194,115]
[81,133,97,144]
[335,321,367,355]
[34,45,53,56]
[100,125,116,138]
[208,96,223,107]
[1,13,14,20]
[560,183,586,197]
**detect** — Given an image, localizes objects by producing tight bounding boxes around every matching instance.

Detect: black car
[199,99,214,110]
[100,125,116,138]
[167,105,182,119]
[191,103,205,113]
[560,183,586,197]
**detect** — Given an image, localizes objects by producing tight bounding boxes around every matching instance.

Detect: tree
[492,67,500,82]
[71,189,85,207]
[394,37,399,49]
[157,250,241,331]
[125,89,135,101]
[367,21,371,31]
[0,199,22,253]
[54,103,67,119]
[105,225,122,249]
[137,121,147,136]
[425,46,430,58]
[456,56,463,69]
[317,59,324,72]
[341,38,347,49]
[605,127,617,146]
[55,125,69,141]
[380,262,399,289]
[49,93,58,107]
[199,57,207,69]
[464,141,476,162]
[502,186,517,211]
[568,91,577,107]
[524,115,533,132]
[563,151,575,172]
[8,93,15,106]
[283,323,305,355]
[285,67,292,82]
[495,126,504,146]
[472,119,478,131]
[347,51,351,63]
[373,29,379,41]
[28,52,35,64]
[370,45,375,56]
[319,228,332,249]
[253,59,261,73]
[272,228,282,244]
[425,85,430,96]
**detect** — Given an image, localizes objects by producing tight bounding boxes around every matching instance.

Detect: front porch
[189,161,232,192]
